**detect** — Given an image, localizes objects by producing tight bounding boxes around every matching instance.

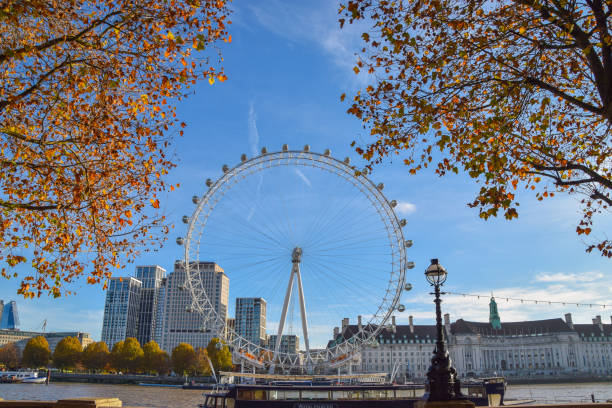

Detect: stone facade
[331,312,612,379]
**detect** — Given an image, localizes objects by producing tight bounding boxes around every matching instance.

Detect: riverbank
[506,376,612,386]
[50,372,214,386]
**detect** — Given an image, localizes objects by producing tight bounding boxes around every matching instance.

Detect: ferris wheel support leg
[271,268,296,372]
[295,264,311,370]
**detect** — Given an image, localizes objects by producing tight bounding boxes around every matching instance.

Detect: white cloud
[400,270,612,325]
[395,201,417,215]
[243,1,370,85]
[248,101,259,156]
[535,271,604,283]
[294,168,312,187]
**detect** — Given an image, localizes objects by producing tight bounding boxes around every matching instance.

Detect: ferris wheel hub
[292,247,303,263]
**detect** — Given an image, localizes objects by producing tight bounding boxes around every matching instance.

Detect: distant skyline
[1,0,610,348]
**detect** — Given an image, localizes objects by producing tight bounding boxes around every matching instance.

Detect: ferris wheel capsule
[261,147,267,154]
[377,183,384,190]
[176,237,184,245]
[344,157,351,165]
[404,240,413,248]
[397,304,406,312]
[406,261,415,269]
[399,219,407,227]
[404,283,413,291]
[192,195,199,204]
[185,306,193,313]
[282,144,289,151]
[206,178,213,187]
[241,154,247,162]
[303,145,310,152]
[390,200,397,207]
[222,164,229,173]
[182,215,189,224]
[324,149,331,156]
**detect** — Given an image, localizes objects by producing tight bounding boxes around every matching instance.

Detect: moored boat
[0,371,46,384]
[199,375,506,408]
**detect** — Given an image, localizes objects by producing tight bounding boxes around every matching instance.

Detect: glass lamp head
[425,258,447,285]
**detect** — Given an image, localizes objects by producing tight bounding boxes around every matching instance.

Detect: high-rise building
[159,261,229,353]
[153,276,168,344]
[235,297,266,346]
[268,334,299,354]
[135,265,166,346]
[225,317,236,342]
[0,300,19,330]
[101,277,142,347]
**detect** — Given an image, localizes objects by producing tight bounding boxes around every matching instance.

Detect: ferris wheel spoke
[300,183,368,250]
[303,214,390,252]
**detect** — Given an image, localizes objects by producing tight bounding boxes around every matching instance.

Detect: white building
[331,307,612,379]
[101,277,142,348]
[159,261,229,353]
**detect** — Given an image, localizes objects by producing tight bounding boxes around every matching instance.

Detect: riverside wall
[49,372,214,385]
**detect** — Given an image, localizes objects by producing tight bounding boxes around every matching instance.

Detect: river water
[1,382,612,407]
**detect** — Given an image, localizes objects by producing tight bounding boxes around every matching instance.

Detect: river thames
[1,382,612,407]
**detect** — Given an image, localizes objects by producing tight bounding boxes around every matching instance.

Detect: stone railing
[0,398,130,408]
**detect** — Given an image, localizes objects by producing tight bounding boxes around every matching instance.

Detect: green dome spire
[489,296,501,330]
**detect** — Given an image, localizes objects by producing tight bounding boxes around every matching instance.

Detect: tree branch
[0,11,122,65]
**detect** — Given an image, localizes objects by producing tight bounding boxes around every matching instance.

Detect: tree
[206,338,232,372]
[82,341,110,372]
[0,343,21,369]
[22,336,50,368]
[110,340,125,372]
[0,0,231,298]
[194,347,212,376]
[171,342,195,375]
[340,0,612,255]
[52,336,82,371]
[142,340,169,375]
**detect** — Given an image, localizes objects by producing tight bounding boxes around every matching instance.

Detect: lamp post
[424,258,462,401]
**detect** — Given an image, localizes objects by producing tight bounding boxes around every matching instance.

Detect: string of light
[446,291,610,309]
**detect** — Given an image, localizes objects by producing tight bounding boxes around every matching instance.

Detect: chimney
[392,316,396,333]
[342,317,349,332]
[409,315,414,333]
[594,315,603,331]
[565,313,573,329]
[358,315,363,330]
[444,313,451,340]
[333,327,339,337]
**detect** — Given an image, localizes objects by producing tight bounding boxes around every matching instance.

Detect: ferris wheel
[178,146,414,371]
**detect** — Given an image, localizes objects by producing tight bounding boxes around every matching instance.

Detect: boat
[199,373,506,408]
[0,371,47,384]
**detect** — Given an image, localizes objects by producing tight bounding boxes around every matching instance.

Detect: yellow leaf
[167,31,175,40]
[208,76,215,85]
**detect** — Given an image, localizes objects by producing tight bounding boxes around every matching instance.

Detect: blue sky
[2,0,610,348]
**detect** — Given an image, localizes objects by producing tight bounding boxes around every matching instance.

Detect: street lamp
[424,258,462,401]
